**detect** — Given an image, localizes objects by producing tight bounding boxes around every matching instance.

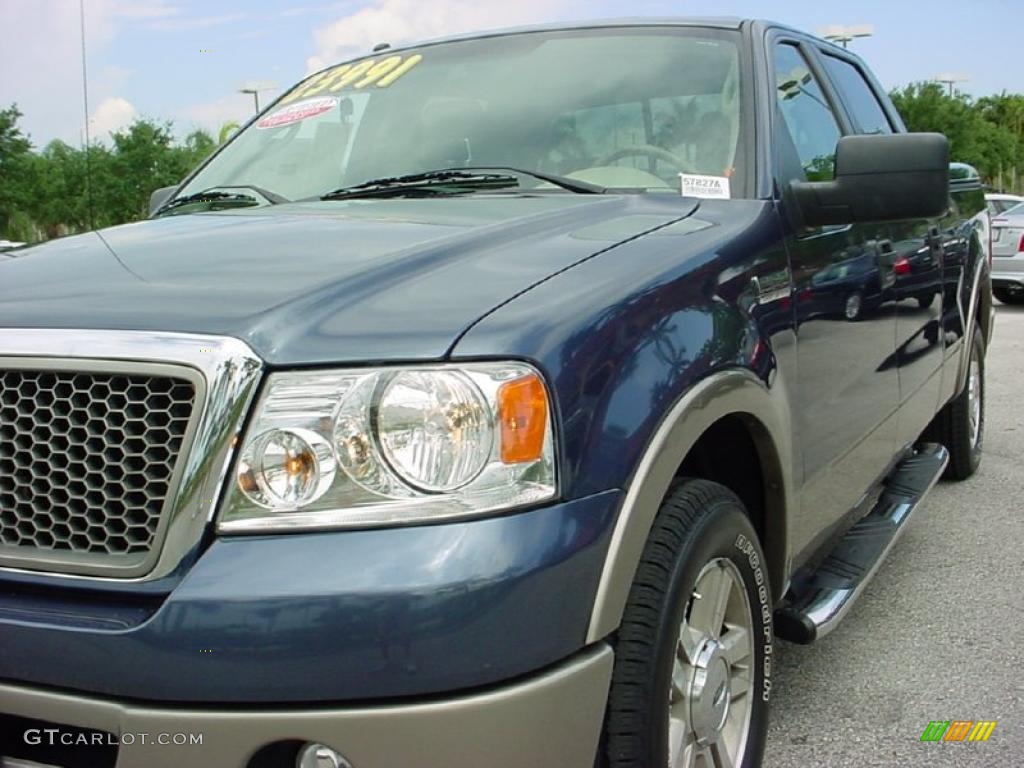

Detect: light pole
[818,24,874,49]
[239,88,262,114]
[934,73,969,97]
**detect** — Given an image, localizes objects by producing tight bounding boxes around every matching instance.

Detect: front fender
[583,368,795,642]
[451,200,797,641]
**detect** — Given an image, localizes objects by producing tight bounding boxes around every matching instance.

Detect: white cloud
[279,3,348,18]
[112,1,180,20]
[306,0,575,72]
[0,0,127,146]
[144,13,248,31]
[179,92,267,135]
[89,97,139,138]
[239,79,279,93]
[176,84,280,140]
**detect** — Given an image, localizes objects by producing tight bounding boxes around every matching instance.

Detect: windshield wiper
[321,171,518,201]
[460,166,605,194]
[320,167,604,201]
[155,185,288,216]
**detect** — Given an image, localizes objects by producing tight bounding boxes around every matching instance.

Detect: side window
[822,55,894,135]
[773,44,841,182]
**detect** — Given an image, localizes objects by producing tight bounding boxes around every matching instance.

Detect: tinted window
[774,44,841,181]
[822,55,893,135]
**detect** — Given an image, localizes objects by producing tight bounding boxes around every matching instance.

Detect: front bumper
[0,644,613,768]
[0,491,620,703]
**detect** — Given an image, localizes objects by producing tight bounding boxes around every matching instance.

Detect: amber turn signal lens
[498,374,548,464]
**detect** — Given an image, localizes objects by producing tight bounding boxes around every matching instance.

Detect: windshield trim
[371,17,743,56]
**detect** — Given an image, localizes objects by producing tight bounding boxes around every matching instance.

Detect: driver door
[771,39,899,560]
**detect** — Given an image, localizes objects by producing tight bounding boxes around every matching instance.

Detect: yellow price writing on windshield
[280,53,423,104]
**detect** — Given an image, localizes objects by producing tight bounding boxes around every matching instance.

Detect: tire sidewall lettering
[735,533,773,703]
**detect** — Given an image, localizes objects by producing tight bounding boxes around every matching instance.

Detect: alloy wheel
[667,558,754,768]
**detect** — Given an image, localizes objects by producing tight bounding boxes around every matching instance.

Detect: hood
[0,195,696,365]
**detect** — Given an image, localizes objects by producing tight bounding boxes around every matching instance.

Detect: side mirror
[149,185,178,216]
[793,133,949,227]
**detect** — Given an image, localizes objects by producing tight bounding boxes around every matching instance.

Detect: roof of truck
[364,18,749,58]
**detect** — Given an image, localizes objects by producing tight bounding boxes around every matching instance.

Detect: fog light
[296,742,352,768]
[237,427,336,509]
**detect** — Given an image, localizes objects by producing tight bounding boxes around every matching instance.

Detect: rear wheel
[927,324,985,480]
[993,285,1024,305]
[605,480,772,768]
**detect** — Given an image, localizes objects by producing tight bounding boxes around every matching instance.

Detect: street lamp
[239,88,262,114]
[818,24,874,49]
[934,73,969,97]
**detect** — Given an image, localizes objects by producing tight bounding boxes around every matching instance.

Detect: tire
[844,291,863,321]
[993,286,1024,305]
[604,479,772,768]
[928,324,985,480]
[916,293,935,310]
[992,286,1012,304]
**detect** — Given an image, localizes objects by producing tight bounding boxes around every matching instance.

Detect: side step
[774,443,948,644]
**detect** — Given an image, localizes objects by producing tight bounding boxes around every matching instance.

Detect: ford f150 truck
[0,18,991,768]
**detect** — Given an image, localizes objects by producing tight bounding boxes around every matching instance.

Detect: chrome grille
[0,369,196,560]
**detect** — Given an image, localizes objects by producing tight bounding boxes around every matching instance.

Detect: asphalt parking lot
[765,302,1024,767]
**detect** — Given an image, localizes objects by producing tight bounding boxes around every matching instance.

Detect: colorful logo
[920,720,997,742]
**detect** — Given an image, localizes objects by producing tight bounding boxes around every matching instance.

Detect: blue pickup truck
[0,17,991,768]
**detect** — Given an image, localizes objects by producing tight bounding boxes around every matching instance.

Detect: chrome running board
[774,443,948,644]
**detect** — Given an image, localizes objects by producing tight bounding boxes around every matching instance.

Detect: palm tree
[218,121,240,145]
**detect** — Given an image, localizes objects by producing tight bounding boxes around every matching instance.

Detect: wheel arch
[585,368,794,643]
[955,254,993,394]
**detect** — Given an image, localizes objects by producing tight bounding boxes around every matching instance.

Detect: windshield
[175,27,744,204]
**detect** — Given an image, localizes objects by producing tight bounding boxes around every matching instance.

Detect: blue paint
[0,491,619,702]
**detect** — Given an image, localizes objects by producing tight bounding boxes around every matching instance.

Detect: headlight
[218,362,555,532]
[376,370,492,492]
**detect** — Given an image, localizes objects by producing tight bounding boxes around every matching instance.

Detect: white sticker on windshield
[257,97,337,129]
[678,174,731,200]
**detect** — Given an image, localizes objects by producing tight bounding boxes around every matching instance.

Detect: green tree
[104,121,216,220]
[974,93,1024,191]
[30,139,95,236]
[182,128,216,166]
[890,83,1022,192]
[106,119,182,220]
[218,121,240,144]
[0,111,217,241]
[976,93,1024,140]
[0,104,36,238]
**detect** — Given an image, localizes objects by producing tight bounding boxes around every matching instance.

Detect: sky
[0,0,1020,148]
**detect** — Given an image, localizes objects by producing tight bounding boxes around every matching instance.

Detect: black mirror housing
[793,133,950,227]
[148,185,178,216]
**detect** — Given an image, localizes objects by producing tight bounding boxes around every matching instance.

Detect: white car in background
[992,202,1024,304]
[987,193,1024,217]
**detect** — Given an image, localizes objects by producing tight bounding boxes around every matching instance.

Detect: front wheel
[844,291,864,321]
[604,479,772,768]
